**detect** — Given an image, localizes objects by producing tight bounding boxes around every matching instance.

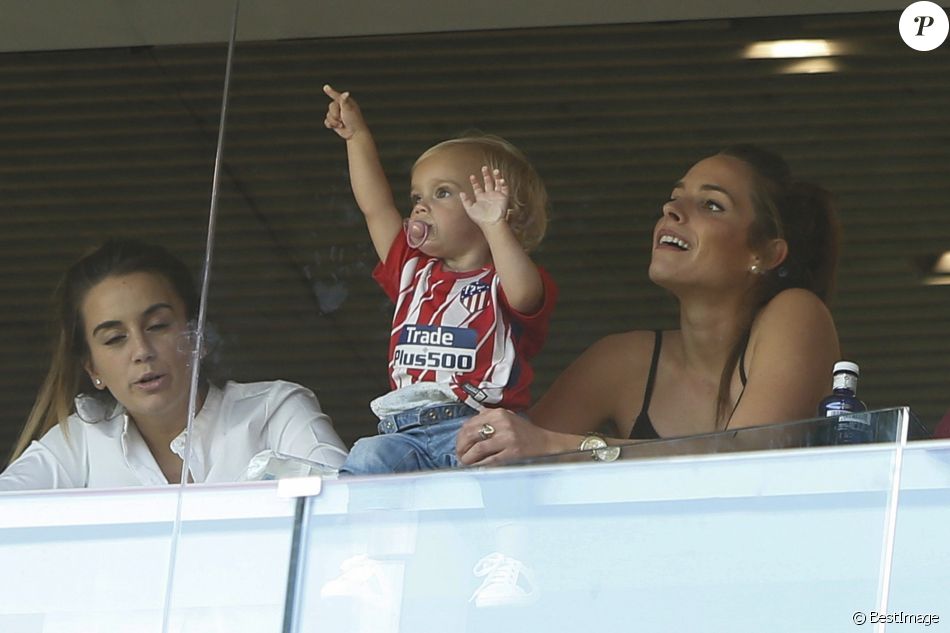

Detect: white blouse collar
[72,383,222,439]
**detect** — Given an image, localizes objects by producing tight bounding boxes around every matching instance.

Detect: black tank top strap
[642,329,663,408]
[726,330,752,428]
[738,334,749,387]
[629,330,662,440]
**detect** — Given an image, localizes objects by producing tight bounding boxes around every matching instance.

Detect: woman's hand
[323,84,366,140]
[456,408,558,466]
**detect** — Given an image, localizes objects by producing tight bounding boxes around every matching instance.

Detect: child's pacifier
[404,218,432,248]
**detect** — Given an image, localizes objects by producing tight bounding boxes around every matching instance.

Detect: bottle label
[823,401,864,416]
[834,411,872,444]
[832,373,859,392]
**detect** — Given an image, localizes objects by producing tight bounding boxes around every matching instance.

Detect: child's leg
[340,401,476,476]
[340,433,429,476]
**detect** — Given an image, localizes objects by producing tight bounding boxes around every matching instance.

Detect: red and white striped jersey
[373,235,557,411]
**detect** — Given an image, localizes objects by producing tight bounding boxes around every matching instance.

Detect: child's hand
[461,167,511,227]
[323,84,366,140]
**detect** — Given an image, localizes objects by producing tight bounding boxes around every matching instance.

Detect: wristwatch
[579,433,621,462]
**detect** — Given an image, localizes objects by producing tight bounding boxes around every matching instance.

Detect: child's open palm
[461,167,511,226]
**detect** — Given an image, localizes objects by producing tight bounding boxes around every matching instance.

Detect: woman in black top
[457,144,841,464]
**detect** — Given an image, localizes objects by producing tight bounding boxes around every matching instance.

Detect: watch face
[595,445,621,462]
[580,436,620,461]
[580,435,605,451]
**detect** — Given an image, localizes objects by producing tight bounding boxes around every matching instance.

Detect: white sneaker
[320,554,391,606]
[470,552,539,608]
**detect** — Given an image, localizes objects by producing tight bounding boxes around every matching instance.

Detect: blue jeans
[340,402,477,476]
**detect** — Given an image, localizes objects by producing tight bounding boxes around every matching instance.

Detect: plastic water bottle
[818,360,870,444]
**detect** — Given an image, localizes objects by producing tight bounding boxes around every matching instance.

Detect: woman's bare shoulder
[757,288,832,322]
[575,330,663,379]
[732,289,840,427]
[751,289,837,350]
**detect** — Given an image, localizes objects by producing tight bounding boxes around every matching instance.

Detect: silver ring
[478,423,496,441]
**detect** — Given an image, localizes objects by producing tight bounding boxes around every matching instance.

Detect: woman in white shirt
[0,239,347,490]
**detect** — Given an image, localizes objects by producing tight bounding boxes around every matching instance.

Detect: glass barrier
[885,438,950,627]
[0,483,297,633]
[155,483,302,632]
[283,408,910,633]
[0,488,178,633]
[1,409,930,632]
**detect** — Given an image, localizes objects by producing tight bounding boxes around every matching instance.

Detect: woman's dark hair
[10,239,199,461]
[721,143,839,303]
[716,144,840,427]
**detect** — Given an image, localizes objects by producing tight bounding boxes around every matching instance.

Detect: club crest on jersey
[460,280,490,312]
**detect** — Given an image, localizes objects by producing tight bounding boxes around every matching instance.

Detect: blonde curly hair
[414,133,549,252]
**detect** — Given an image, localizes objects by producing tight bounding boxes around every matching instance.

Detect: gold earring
[750,263,761,274]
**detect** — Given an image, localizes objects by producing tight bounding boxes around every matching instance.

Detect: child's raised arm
[462,167,544,314]
[323,84,403,262]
